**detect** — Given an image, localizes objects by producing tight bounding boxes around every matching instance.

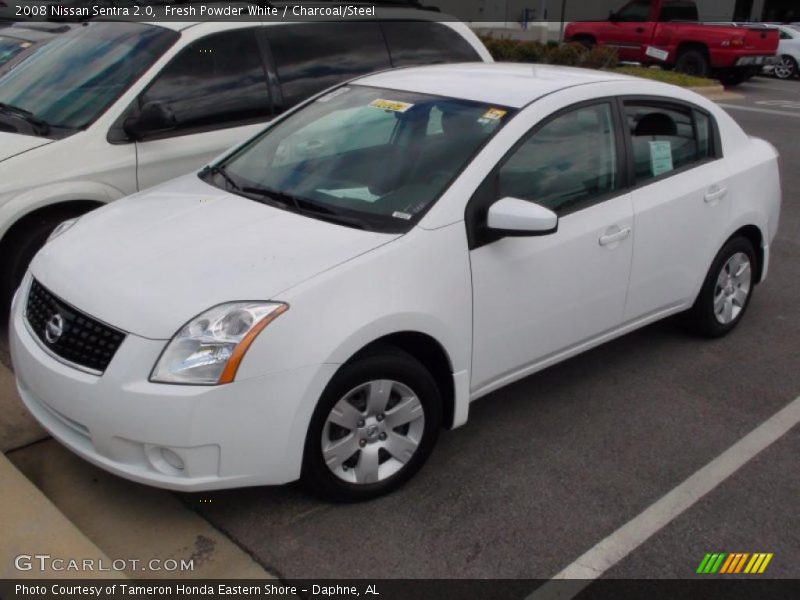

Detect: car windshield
[0,36,29,67]
[205,85,514,233]
[0,22,177,137]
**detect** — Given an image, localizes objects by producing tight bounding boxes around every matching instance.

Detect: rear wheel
[718,69,750,87]
[571,35,595,49]
[301,345,442,502]
[685,236,756,338]
[773,55,798,80]
[675,48,710,78]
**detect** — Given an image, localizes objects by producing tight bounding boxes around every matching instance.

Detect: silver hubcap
[322,380,425,484]
[714,252,751,325]
[774,56,795,79]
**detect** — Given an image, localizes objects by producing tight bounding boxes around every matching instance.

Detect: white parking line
[527,395,800,600]
[718,104,800,118]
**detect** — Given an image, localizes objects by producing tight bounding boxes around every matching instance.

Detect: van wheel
[301,345,441,502]
[685,237,756,338]
[0,214,74,315]
[675,48,710,78]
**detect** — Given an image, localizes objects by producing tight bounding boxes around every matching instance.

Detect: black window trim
[618,94,724,192]
[466,96,628,250]
[108,26,273,144]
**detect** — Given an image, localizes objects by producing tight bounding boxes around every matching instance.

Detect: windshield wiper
[241,186,373,231]
[200,164,241,192]
[0,102,51,135]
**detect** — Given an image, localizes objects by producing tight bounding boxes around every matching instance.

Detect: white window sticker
[369,99,414,113]
[645,46,670,61]
[649,141,674,176]
[392,211,412,220]
[317,88,350,103]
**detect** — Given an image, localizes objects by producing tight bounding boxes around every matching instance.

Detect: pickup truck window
[615,0,651,22]
[624,102,712,183]
[659,0,699,21]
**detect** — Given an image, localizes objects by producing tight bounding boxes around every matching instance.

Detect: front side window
[496,103,619,215]
[0,22,177,137]
[625,102,712,183]
[139,28,270,135]
[267,23,391,111]
[202,85,513,233]
[380,22,482,67]
[616,0,652,22]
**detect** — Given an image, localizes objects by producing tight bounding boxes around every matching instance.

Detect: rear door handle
[599,227,631,247]
[704,186,728,204]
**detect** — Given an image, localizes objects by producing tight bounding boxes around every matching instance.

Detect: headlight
[47,218,79,243]
[150,302,288,385]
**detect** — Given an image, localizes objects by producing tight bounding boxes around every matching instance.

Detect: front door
[469,102,634,392]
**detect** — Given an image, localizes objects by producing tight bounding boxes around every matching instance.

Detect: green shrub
[546,42,586,66]
[479,35,619,70]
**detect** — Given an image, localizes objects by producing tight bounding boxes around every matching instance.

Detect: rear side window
[140,28,270,134]
[624,102,715,183]
[380,21,481,67]
[267,23,391,111]
[659,0,699,21]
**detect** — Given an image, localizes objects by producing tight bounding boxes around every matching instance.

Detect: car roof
[353,63,636,109]
[148,6,461,32]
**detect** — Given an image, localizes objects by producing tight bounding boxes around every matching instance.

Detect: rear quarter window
[380,21,481,66]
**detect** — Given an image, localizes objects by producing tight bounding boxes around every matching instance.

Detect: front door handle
[599,227,631,247]
[704,186,728,204]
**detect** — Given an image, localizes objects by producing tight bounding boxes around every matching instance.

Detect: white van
[0,16,491,307]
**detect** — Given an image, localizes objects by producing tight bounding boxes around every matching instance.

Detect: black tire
[685,236,757,338]
[0,210,84,315]
[301,345,442,502]
[675,48,710,78]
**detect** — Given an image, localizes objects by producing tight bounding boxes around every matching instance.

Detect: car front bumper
[9,278,337,491]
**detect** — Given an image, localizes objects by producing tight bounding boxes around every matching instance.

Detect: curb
[688,84,742,101]
[0,452,125,579]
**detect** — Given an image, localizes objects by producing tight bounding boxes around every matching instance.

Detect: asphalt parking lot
[1,76,798,587]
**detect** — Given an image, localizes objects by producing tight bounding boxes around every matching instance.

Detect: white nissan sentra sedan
[10,64,781,501]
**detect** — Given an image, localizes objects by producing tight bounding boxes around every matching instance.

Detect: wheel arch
[0,199,106,254]
[728,224,765,284]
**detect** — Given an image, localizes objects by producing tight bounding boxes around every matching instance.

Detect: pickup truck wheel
[718,70,749,87]
[773,55,797,80]
[675,49,710,78]
[572,35,595,49]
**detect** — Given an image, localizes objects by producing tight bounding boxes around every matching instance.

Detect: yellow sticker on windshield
[369,99,414,113]
[481,108,507,121]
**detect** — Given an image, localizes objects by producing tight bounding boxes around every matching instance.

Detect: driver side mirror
[609,10,620,21]
[487,197,558,237]
[123,101,176,140]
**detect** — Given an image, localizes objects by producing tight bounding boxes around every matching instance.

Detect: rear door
[621,99,731,321]
[133,27,273,191]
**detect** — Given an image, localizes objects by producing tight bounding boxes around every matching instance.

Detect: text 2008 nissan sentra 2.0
[10,64,781,501]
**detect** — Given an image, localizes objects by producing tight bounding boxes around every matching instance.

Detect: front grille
[25,279,126,373]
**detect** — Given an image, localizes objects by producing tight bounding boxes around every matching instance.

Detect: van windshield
[0,23,177,137]
[204,85,514,233]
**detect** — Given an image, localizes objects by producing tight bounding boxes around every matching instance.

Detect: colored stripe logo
[696,552,773,574]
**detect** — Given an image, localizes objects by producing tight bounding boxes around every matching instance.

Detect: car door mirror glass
[487,197,558,236]
[123,101,176,140]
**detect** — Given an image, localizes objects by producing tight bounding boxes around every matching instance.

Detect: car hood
[32,175,400,339]
[0,131,54,163]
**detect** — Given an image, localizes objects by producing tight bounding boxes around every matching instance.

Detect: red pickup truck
[564,0,779,85]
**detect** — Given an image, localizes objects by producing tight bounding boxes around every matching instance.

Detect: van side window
[624,102,713,183]
[139,28,270,135]
[380,22,482,66]
[267,23,391,111]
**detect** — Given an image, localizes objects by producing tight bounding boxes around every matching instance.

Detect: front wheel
[685,237,756,338]
[301,345,442,502]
